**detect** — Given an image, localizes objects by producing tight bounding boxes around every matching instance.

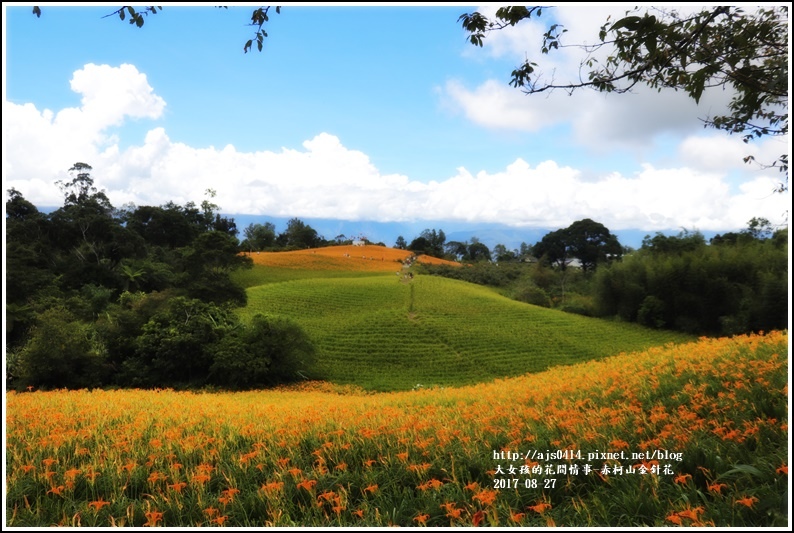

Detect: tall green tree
[242,222,277,251]
[534,219,621,272]
[278,218,322,249]
[410,229,446,258]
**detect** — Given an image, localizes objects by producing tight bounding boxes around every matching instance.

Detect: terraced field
[239,264,694,390]
[234,245,459,287]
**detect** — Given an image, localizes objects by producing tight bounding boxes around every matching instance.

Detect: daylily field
[5,331,789,527]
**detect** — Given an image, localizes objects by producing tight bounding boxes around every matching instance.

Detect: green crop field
[238,264,694,391]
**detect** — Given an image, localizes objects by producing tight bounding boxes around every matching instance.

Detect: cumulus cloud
[447,5,743,151]
[3,63,165,205]
[4,63,788,235]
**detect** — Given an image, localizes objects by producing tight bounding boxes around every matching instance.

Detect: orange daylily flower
[168,482,187,493]
[473,489,498,506]
[677,506,704,521]
[221,488,240,500]
[413,513,429,525]
[148,472,167,484]
[192,474,211,485]
[776,464,788,475]
[472,510,485,527]
[446,507,463,520]
[674,473,692,485]
[665,513,683,525]
[528,502,552,514]
[735,496,758,508]
[363,484,378,494]
[144,511,164,527]
[297,479,317,491]
[88,499,111,511]
[260,481,284,493]
[707,482,727,494]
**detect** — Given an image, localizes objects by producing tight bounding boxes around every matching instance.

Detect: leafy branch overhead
[32,5,282,52]
[245,6,281,53]
[459,5,789,191]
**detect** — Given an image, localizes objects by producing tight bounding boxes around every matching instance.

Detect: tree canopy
[459,5,789,191]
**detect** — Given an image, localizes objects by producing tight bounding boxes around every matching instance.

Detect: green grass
[240,272,695,391]
[232,265,389,288]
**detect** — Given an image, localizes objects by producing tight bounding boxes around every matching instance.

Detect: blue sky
[3,3,790,249]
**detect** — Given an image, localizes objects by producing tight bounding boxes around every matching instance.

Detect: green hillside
[240,272,694,391]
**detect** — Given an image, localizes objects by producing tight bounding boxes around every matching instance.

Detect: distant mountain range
[227,214,720,252]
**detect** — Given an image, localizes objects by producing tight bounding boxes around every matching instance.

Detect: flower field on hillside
[5,331,788,527]
[243,245,459,273]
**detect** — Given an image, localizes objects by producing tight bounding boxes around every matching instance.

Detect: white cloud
[450,5,744,151]
[4,63,788,236]
[3,63,165,206]
[442,79,563,131]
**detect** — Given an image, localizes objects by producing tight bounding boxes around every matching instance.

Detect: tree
[533,228,570,270]
[459,5,789,191]
[534,219,621,273]
[18,307,108,389]
[414,228,446,258]
[492,244,517,263]
[279,218,321,249]
[467,241,492,262]
[564,218,622,273]
[242,222,277,251]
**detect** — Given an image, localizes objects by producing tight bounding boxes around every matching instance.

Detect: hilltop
[243,244,460,272]
[234,245,694,391]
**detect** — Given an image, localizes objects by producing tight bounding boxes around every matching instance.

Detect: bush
[17,307,107,389]
[514,284,551,307]
[209,314,316,389]
[637,295,666,329]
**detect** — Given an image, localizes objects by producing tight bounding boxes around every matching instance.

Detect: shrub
[209,314,316,389]
[17,307,107,389]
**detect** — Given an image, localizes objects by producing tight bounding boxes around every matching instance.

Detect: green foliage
[133,297,232,387]
[244,6,281,53]
[17,308,107,390]
[5,165,270,390]
[277,218,323,249]
[241,222,277,251]
[594,229,788,335]
[513,283,551,307]
[409,228,446,258]
[210,314,316,389]
[533,218,622,272]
